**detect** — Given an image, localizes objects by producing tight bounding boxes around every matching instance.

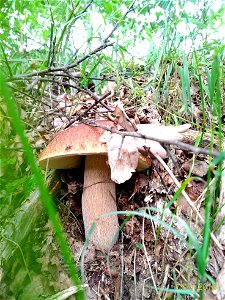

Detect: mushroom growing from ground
[39,120,151,251]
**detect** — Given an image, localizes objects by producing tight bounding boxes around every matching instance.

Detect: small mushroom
[39,120,151,250]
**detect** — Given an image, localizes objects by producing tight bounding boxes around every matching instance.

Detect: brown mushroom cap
[39,120,151,170]
[39,120,113,169]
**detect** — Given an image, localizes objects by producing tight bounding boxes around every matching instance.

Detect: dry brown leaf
[137,123,191,141]
[181,159,209,177]
[72,103,84,114]
[192,103,203,121]
[134,174,149,193]
[177,180,205,214]
[203,291,216,300]
[101,81,116,99]
[100,123,191,184]
[113,100,137,131]
[177,195,193,214]
[185,180,205,201]
[136,123,191,158]
[163,173,174,186]
[106,133,139,184]
[137,104,161,124]
[53,117,68,130]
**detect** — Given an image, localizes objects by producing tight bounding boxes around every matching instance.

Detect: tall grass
[0,76,85,299]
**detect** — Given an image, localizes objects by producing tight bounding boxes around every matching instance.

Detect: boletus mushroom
[39,120,151,251]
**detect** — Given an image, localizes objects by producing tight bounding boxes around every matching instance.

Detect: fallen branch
[83,120,222,158]
[12,77,113,113]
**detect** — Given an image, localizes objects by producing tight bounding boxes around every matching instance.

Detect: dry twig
[83,120,222,158]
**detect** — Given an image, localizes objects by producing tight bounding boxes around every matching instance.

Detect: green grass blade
[0,76,85,299]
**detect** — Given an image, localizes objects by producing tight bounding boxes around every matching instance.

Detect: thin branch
[9,42,114,79]
[64,91,113,129]
[56,1,94,61]
[71,42,114,67]
[15,76,113,113]
[82,91,112,114]
[9,1,136,80]
[8,85,54,109]
[66,71,114,111]
[46,0,55,68]
[72,0,94,22]
[82,120,222,158]
[102,0,136,44]
[60,73,115,82]
[0,43,13,78]
[11,71,115,82]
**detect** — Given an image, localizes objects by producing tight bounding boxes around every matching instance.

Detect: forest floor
[32,69,224,300]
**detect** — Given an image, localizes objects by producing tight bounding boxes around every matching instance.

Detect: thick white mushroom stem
[82,155,119,251]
